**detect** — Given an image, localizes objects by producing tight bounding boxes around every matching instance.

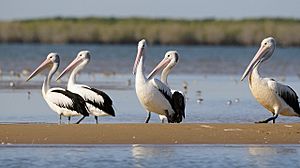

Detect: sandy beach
[0,123,299,144]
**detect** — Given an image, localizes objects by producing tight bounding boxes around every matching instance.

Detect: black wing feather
[157,88,184,123]
[51,89,89,116]
[172,91,186,119]
[277,86,300,115]
[82,86,115,117]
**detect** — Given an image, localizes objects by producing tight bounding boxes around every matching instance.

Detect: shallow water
[1,44,300,167]
[0,74,300,124]
[0,144,300,168]
[0,43,300,75]
[0,44,299,123]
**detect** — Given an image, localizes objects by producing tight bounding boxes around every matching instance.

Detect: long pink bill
[147,57,171,80]
[56,57,82,81]
[26,58,52,82]
[132,46,144,75]
[240,45,269,81]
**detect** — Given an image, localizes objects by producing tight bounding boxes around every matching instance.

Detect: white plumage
[26,53,89,124]
[133,39,182,123]
[147,51,186,123]
[44,88,82,117]
[56,51,115,124]
[241,37,300,123]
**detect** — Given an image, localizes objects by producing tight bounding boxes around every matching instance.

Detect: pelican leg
[145,112,151,123]
[68,116,71,124]
[165,110,171,123]
[95,116,98,124]
[272,113,279,123]
[75,116,86,124]
[59,114,62,124]
[255,114,279,124]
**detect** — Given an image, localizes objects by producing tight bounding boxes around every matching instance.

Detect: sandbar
[0,123,299,144]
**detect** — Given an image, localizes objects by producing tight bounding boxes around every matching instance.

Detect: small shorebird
[26,53,89,124]
[56,50,115,124]
[133,39,182,123]
[147,51,185,123]
[241,37,300,123]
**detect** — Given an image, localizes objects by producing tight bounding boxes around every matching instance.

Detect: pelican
[56,51,115,124]
[133,39,182,123]
[147,51,185,123]
[241,37,300,123]
[26,53,89,124]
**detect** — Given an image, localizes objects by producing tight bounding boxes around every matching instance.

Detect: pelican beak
[56,56,82,81]
[26,58,52,82]
[132,46,144,75]
[240,45,269,81]
[147,57,171,80]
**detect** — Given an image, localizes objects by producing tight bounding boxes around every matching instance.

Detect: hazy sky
[1,0,299,20]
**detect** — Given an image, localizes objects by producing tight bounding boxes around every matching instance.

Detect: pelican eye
[264,42,267,45]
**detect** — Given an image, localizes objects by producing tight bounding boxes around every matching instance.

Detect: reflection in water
[132,145,174,168]
[248,146,297,156]
[248,146,298,167]
[1,145,300,167]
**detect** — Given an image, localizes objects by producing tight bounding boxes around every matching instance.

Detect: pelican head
[240,37,276,81]
[56,50,91,80]
[26,53,60,82]
[132,39,147,75]
[147,51,179,79]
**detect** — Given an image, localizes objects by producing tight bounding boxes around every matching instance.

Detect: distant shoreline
[0,17,299,46]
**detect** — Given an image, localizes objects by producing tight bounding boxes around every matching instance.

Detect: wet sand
[0,123,300,144]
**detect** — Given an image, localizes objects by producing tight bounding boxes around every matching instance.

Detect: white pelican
[133,39,182,123]
[56,50,115,124]
[147,51,185,123]
[241,37,300,123]
[26,53,89,124]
